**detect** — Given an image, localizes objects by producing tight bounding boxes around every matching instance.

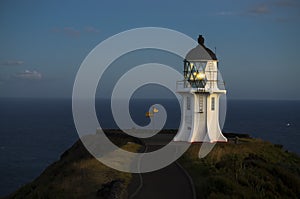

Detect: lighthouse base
[173,92,227,143]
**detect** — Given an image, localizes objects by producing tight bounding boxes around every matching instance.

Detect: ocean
[0,98,299,196]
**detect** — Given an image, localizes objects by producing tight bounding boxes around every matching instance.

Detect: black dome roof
[185,35,217,61]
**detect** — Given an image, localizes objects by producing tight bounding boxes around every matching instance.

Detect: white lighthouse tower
[174,35,227,143]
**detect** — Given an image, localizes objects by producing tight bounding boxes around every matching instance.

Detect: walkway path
[129,134,196,199]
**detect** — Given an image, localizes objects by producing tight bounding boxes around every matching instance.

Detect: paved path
[129,134,195,199]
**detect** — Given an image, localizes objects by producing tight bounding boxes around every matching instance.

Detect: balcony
[176,80,226,94]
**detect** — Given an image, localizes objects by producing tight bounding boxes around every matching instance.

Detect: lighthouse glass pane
[211,97,215,111]
[186,96,191,110]
[184,61,189,79]
[195,62,207,72]
[185,61,208,88]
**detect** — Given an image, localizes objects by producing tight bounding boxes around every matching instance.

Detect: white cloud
[14,70,42,80]
[63,27,80,37]
[248,4,270,15]
[2,60,24,66]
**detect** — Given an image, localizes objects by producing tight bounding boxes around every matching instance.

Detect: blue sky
[0,0,299,99]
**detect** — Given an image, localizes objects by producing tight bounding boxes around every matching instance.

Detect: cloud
[215,4,270,17]
[14,70,42,80]
[248,4,270,15]
[63,27,80,37]
[245,0,300,17]
[85,26,100,33]
[2,60,24,66]
[215,1,299,23]
[274,0,300,7]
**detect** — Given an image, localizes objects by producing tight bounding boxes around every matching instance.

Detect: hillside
[4,133,141,199]
[179,136,300,198]
[4,131,300,199]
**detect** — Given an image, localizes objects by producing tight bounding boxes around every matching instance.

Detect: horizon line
[0,96,299,101]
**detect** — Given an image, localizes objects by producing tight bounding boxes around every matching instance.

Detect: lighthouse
[174,35,227,143]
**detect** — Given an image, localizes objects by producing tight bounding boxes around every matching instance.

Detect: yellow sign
[145,112,153,117]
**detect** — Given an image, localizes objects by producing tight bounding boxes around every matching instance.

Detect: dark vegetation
[4,133,141,199]
[179,135,300,199]
[4,131,300,199]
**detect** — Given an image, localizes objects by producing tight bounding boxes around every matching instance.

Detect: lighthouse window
[211,97,215,111]
[186,96,191,110]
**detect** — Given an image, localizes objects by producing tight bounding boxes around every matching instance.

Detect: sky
[0,0,299,100]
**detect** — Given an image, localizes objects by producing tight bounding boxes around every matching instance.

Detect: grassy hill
[179,136,300,198]
[4,131,300,198]
[4,133,141,199]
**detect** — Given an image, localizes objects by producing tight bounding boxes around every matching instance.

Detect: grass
[5,131,300,198]
[179,137,300,199]
[5,133,142,199]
